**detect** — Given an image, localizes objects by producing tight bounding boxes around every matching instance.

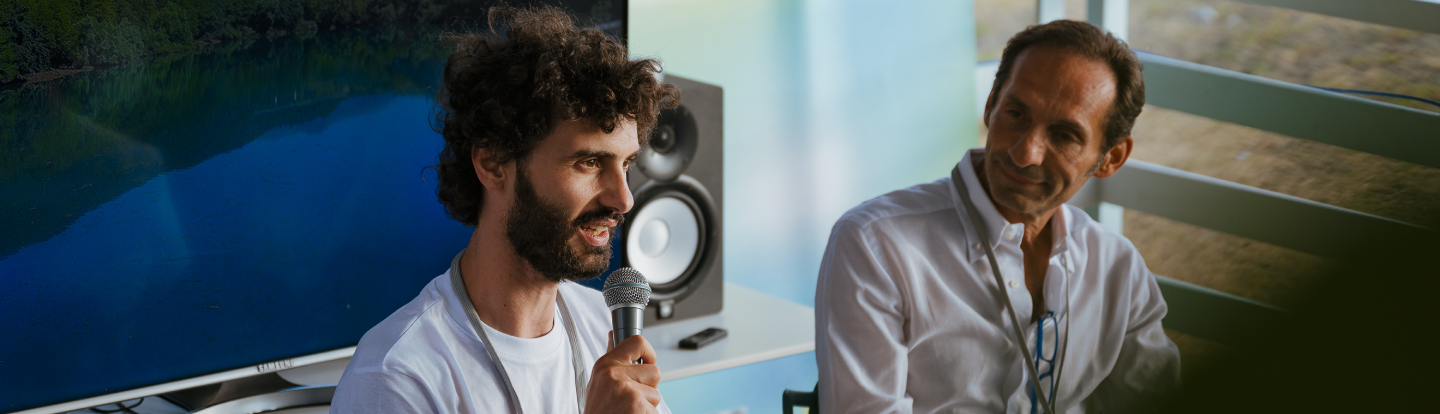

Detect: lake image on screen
[0,28,475,410]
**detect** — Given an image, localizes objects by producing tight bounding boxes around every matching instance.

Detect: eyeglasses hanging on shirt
[1029,311,1062,414]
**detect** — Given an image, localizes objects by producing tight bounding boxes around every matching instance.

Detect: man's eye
[622,159,632,171]
[583,159,599,168]
[1007,110,1021,118]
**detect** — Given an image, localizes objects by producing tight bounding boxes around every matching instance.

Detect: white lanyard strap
[951,165,1059,414]
[449,251,589,414]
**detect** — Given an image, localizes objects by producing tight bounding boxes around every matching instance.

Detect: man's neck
[459,220,560,339]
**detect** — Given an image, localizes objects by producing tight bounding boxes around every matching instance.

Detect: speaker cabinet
[622,75,723,325]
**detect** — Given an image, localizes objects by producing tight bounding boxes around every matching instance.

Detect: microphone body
[610,305,644,347]
[602,268,652,351]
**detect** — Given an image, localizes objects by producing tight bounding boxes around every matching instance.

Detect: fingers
[614,367,662,410]
[613,359,662,388]
[594,336,662,388]
[593,352,662,388]
[636,336,657,366]
[584,359,664,414]
[638,382,662,411]
[607,335,659,366]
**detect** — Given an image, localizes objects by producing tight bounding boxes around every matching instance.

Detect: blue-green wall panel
[632,0,978,309]
[631,0,976,412]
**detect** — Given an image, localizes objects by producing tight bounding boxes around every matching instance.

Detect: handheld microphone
[602,268,651,350]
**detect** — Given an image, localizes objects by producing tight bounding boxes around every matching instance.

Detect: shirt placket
[997,223,1032,326]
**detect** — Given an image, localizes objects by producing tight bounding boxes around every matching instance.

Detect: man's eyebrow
[565,149,617,161]
[1005,96,1030,111]
[1051,119,1086,135]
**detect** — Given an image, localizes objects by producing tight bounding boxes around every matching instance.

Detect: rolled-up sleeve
[816,219,913,414]
[1093,252,1182,413]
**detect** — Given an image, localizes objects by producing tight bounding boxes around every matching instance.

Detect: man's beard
[505,167,624,283]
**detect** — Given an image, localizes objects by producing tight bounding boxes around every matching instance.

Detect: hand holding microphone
[586,268,662,414]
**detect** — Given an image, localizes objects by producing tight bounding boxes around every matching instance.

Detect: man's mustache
[572,208,626,227]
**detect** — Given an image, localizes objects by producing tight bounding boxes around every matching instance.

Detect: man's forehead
[1003,47,1117,128]
[538,118,641,158]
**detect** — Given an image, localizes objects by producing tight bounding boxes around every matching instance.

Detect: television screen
[0,1,626,411]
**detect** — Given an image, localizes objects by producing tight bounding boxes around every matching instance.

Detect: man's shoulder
[332,274,463,412]
[559,281,605,307]
[558,281,609,330]
[833,177,957,236]
[1059,204,1153,291]
[347,274,463,374]
[1061,204,1143,258]
[558,281,623,354]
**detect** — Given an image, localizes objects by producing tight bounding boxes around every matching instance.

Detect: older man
[815,20,1180,414]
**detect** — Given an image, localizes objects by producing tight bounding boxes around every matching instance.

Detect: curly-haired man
[332,5,680,413]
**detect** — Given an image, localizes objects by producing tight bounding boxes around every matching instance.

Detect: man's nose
[1008,127,1047,167]
[600,167,634,214]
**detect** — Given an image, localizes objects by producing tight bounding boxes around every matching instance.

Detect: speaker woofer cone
[622,176,717,300]
[627,196,698,285]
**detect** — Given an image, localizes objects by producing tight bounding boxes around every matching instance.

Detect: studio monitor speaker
[620,75,723,325]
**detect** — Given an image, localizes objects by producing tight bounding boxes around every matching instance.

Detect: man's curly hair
[432,5,680,226]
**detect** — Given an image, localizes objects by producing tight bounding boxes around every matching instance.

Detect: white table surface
[647,282,816,381]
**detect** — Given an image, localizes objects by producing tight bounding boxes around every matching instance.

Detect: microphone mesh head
[603,267,651,307]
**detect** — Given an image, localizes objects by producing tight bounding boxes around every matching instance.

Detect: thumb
[606,330,614,353]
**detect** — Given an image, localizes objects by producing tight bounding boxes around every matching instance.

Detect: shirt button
[973,243,982,250]
[1008,280,1020,289]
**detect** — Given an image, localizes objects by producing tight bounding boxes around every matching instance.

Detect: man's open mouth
[578,223,612,246]
[582,225,608,237]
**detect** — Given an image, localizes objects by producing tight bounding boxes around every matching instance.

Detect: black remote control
[678,327,728,350]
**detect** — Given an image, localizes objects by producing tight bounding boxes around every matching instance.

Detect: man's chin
[994,193,1059,217]
[564,247,612,280]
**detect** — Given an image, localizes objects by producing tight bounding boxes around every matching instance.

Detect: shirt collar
[952,148,1073,263]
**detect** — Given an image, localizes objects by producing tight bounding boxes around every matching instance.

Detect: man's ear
[472,146,511,192]
[1093,136,1133,179]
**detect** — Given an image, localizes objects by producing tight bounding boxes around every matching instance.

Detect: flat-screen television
[0,1,626,412]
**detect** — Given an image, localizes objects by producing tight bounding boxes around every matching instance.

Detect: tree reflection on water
[0,27,447,257]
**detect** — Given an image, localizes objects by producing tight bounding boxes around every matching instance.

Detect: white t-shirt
[331,271,671,413]
[815,148,1180,414]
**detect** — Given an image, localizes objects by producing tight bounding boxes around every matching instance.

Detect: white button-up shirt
[815,148,1180,414]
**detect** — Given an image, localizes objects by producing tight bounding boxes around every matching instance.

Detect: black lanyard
[449,252,589,414]
[951,164,1068,414]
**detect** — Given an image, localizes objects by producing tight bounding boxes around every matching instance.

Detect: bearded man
[331,6,679,414]
[815,20,1180,414]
